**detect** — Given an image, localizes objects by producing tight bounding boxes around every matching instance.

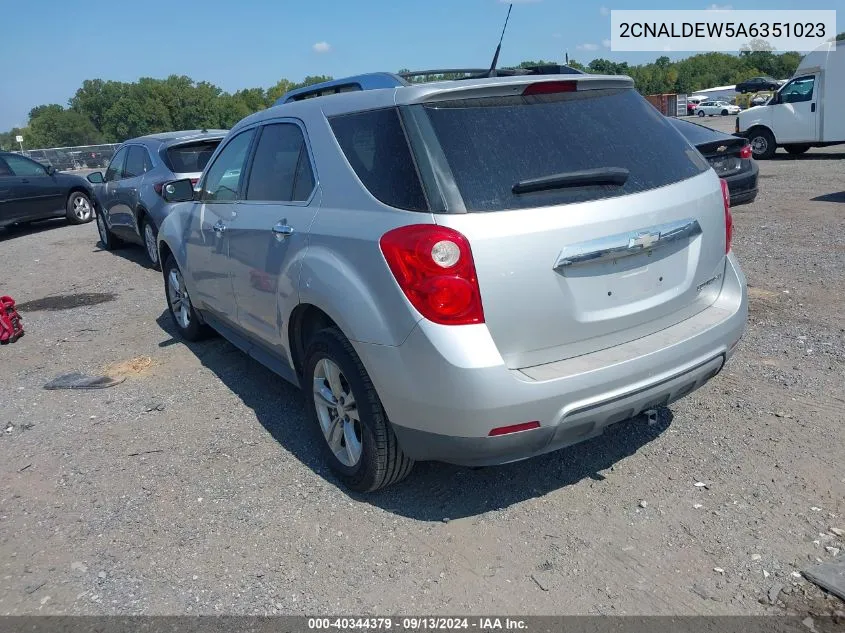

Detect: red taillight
[522,81,577,96]
[739,144,752,160]
[379,225,484,326]
[489,421,541,437]
[720,179,733,254]
[190,178,199,185]
[153,182,165,195]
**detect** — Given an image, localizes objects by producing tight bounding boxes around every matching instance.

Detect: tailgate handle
[554,218,702,269]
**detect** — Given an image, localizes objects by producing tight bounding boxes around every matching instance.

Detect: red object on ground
[0,296,24,344]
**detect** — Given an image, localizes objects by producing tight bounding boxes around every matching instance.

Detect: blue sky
[0,0,829,130]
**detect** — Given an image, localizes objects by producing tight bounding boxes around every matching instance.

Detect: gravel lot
[1,118,844,618]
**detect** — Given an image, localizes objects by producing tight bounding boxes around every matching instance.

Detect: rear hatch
[161,139,223,182]
[404,78,729,368]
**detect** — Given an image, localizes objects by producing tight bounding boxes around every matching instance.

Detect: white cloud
[577,43,599,51]
[599,6,610,16]
[552,33,562,39]
[705,3,733,9]
[602,38,611,48]
[312,41,332,53]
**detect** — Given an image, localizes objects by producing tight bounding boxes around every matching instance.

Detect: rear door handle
[272,223,294,238]
[212,220,226,234]
[811,102,816,112]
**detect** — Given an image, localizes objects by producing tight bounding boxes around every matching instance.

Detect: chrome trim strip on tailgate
[554,218,702,270]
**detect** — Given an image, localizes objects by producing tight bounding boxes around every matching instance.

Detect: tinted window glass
[165,140,221,173]
[0,157,13,176]
[330,108,427,211]
[105,147,127,182]
[201,130,254,202]
[420,87,708,212]
[3,154,47,177]
[124,146,150,178]
[245,123,314,202]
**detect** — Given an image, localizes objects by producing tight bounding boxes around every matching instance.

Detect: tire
[749,128,777,160]
[66,191,94,224]
[95,210,123,250]
[721,109,729,116]
[304,327,413,492]
[163,255,211,342]
[142,217,161,270]
[784,144,811,155]
[697,110,705,117]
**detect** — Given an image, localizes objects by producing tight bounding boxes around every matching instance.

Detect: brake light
[379,225,484,326]
[153,182,165,196]
[489,421,541,437]
[522,81,577,96]
[190,178,199,186]
[739,144,752,160]
[720,179,733,254]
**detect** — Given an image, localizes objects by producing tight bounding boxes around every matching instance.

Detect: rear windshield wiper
[513,167,629,194]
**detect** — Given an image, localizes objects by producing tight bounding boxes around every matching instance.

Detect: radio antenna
[486,3,513,77]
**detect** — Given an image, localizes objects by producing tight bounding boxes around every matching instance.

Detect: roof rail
[399,65,585,81]
[275,73,407,105]
[273,65,586,106]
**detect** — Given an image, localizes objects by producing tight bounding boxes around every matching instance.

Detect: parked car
[686,95,706,115]
[157,71,747,492]
[696,101,741,116]
[737,42,844,159]
[735,76,780,94]
[88,129,227,269]
[0,152,95,229]
[669,118,758,206]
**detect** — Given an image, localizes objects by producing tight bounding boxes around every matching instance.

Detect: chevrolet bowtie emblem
[716,145,728,152]
[629,232,659,249]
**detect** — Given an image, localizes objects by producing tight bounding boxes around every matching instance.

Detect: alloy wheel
[167,268,191,330]
[144,224,158,264]
[73,195,92,221]
[312,358,363,467]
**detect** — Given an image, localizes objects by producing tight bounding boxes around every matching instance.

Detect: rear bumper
[725,161,759,206]
[354,254,747,466]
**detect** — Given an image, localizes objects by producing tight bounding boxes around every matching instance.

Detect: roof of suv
[125,129,228,147]
[232,72,633,134]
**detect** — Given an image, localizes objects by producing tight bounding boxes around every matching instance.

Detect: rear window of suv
[419,87,708,212]
[165,140,222,174]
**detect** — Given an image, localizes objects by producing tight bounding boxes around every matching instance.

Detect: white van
[737,42,844,159]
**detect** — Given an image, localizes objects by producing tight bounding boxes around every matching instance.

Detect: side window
[0,157,13,176]
[124,146,151,178]
[4,154,47,177]
[245,123,315,202]
[779,76,815,104]
[201,129,255,202]
[105,147,127,182]
[329,108,428,211]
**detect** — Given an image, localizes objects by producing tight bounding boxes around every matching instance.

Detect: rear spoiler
[400,75,635,105]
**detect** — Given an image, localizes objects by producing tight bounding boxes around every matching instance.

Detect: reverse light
[522,81,577,96]
[380,225,484,326]
[739,144,752,160]
[489,421,541,437]
[720,178,733,254]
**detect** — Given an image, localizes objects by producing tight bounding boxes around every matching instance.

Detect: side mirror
[45,165,56,175]
[162,178,195,203]
[87,171,104,184]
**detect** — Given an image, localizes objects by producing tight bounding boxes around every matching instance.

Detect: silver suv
[157,71,747,492]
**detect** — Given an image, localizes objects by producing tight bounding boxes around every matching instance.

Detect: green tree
[27,107,102,147]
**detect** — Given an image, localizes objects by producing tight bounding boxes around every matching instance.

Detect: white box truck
[737,42,843,159]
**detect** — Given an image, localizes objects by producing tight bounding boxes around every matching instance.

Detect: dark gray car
[88,130,226,269]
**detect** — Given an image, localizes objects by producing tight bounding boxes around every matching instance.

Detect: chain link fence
[12,143,120,172]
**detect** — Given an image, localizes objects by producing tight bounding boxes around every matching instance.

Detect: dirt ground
[1,118,844,618]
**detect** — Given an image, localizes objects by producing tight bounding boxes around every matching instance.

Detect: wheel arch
[747,124,777,143]
[288,303,341,378]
